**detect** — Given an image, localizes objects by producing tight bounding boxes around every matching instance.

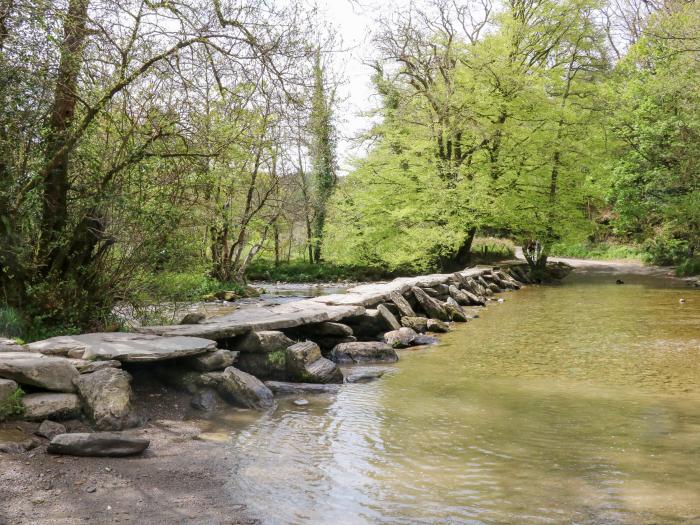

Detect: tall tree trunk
[451,227,477,269]
[39,0,90,273]
[273,219,280,267]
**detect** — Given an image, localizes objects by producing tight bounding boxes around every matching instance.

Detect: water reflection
[205,272,700,524]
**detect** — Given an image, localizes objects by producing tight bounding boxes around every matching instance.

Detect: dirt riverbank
[0,385,258,525]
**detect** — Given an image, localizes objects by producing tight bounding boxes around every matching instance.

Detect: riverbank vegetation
[0,0,697,337]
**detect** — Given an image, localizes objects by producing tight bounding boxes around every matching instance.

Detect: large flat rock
[137,301,365,339]
[0,355,79,392]
[28,333,216,362]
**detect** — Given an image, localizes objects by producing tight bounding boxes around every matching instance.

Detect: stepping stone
[0,355,79,392]
[28,333,216,362]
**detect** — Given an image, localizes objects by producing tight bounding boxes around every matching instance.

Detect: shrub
[0,387,25,421]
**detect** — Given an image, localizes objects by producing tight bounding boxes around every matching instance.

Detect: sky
[315,0,404,172]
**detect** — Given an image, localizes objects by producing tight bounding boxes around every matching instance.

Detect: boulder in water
[285,341,343,383]
[330,342,398,364]
[383,327,418,348]
[202,367,274,410]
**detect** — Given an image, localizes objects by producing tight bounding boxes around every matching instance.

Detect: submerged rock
[344,368,387,383]
[264,381,342,395]
[330,342,398,364]
[74,368,138,431]
[47,432,150,457]
[0,355,79,392]
[202,367,274,410]
[21,393,81,421]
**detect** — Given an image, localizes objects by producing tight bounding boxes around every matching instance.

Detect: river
[198,265,700,525]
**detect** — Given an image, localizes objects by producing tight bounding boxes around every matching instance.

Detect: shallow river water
[202,268,700,525]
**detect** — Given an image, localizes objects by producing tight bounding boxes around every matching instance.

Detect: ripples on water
[200,271,700,525]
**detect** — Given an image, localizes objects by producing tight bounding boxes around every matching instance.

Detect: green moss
[266,350,287,369]
[0,387,25,421]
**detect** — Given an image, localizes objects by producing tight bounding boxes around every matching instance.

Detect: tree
[608,0,700,272]
[0,0,316,327]
[308,47,337,263]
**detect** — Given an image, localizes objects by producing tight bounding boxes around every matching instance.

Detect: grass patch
[549,242,642,261]
[0,305,23,339]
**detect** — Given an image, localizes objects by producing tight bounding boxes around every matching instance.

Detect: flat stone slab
[28,333,216,362]
[0,355,79,392]
[137,302,365,339]
[47,432,150,457]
